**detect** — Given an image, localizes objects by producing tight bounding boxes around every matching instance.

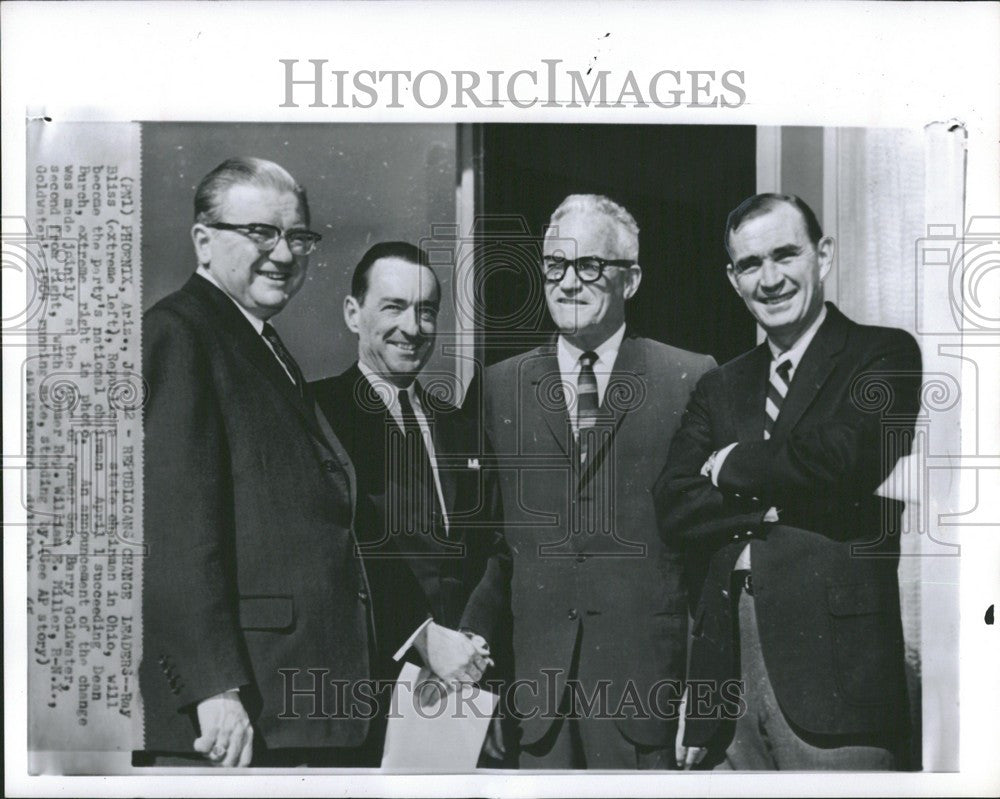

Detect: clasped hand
[414,621,493,690]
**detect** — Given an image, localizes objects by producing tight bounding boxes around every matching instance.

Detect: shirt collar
[767,304,828,371]
[196,268,265,335]
[557,324,627,374]
[357,359,417,406]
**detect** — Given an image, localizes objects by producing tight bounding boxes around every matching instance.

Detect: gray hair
[194,156,310,227]
[548,194,640,261]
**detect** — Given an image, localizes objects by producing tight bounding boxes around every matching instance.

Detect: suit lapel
[526,343,572,460]
[184,275,333,451]
[576,335,646,490]
[348,363,393,479]
[770,305,848,441]
[728,344,771,443]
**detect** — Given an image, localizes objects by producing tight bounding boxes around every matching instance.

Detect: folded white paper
[381,663,498,771]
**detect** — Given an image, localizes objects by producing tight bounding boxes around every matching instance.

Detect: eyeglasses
[542,255,635,283]
[208,222,322,256]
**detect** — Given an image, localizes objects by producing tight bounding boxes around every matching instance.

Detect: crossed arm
[657,331,922,550]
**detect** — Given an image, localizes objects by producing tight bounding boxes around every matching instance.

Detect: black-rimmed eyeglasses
[208,222,322,256]
[542,255,635,283]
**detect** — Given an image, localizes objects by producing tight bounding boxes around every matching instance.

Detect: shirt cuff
[763,506,780,522]
[392,617,433,662]
[711,442,739,486]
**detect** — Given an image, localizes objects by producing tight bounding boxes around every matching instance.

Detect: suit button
[745,530,753,538]
[357,589,369,603]
[575,554,586,563]
[568,608,578,620]
[721,588,729,599]
[732,534,740,541]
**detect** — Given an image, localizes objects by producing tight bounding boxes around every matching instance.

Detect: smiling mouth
[758,290,796,305]
[389,341,421,354]
[258,270,292,282]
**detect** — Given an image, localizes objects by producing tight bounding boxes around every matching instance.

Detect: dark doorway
[477,124,757,367]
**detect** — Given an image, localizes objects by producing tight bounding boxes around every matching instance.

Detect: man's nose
[398,306,421,336]
[268,235,295,264]
[759,259,784,290]
[558,263,582,291]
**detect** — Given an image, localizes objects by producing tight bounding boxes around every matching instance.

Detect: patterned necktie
[763,359,792,440]
[577,351,600,463]
[261,323,305,398]
[397,389,442,534]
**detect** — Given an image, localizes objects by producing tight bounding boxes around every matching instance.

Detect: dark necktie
[577,351,600,464]
[763,359,792,440]
[262,323,305,398]
[396,389,442,535]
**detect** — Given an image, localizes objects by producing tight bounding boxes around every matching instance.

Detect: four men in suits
[141,164,921,772]
[658,194,921,770]
[460,195,716,768]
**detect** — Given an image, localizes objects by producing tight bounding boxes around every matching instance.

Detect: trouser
[715,575,896,771]
[517,622,675,770]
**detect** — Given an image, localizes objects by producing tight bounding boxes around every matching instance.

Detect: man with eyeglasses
[459,194,716,769]
[139,157,372,766]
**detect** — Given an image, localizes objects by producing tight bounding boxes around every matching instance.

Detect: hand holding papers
[414,622,493,690]
[381,663,499,771]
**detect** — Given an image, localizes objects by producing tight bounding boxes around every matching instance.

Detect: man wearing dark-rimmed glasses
[460,194,716,768]
[139,157,372,767]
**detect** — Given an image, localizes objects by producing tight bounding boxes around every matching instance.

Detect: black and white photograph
[3,2,998,797]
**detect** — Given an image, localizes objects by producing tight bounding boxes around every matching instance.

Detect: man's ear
[816,235,835,282]
[343,294,361,333]
[623,264,643,300]
[191,223,212,267]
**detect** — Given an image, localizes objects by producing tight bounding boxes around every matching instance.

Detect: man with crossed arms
[659,194,921,770]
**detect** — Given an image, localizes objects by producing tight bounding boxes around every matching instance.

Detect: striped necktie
[763,359,792,440]
[577,351,600,463]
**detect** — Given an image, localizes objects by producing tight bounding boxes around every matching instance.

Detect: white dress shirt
[357,362,453,660]
[556,324,627,431]
[357,361,450,537]
[195,269,299,385]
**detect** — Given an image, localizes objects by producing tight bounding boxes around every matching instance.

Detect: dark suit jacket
[312,364,495,674]
[656,303,921,747]
[461,334,716,747]
[140,275,372,753]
